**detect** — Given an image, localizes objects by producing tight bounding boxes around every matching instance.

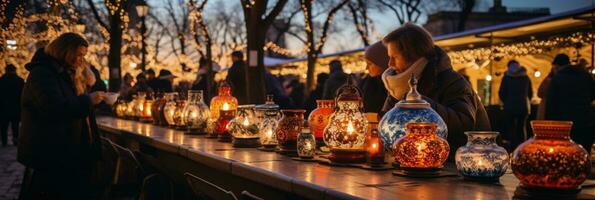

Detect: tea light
[140,100,153,122]
[217,102,236,142]
[365,120,384,166]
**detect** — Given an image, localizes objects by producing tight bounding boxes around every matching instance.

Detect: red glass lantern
[307,100,334,141]
[140,99,153,123]
[210,82,238,120]
[365,113,384,166]
[511,120,591,190]
[275,109,305,153]
[217,102,236,142]
[393,122,449,169]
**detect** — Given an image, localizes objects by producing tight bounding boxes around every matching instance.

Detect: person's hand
[89,91,106,105]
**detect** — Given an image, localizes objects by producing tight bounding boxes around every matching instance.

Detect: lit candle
[346,121,354,134]
[242,118,249,127]
[191,111,198,119]
[305,142,312,151]
[222,102,230,111]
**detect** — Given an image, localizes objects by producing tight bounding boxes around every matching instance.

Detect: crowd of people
[0,23,592,198]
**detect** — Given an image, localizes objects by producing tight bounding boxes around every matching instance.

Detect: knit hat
[364,42,389,71]
[552,54,570,66]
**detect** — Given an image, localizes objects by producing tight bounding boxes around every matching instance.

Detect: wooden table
[96,116,595,200]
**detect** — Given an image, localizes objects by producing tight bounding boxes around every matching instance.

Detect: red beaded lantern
[307,100,334,140]
[511,120,591,190]
[393,122,449,169]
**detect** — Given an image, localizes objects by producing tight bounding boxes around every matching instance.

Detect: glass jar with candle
[379,75,447,152]
[134,92,147,119]
[455,131,509,181]
[308,100,334,142]
[365,113,384,166]
[173,98,187,129]
[511,120,590,190]
[255,95,280,127]
[151,92,165,125]
[297,128,316,158]
[183,90,210,134]
[114,100,127,118]
[229,105,259,147]
[217,102,236,142]
[393,122,449,169]
[259,108,280,150]
[140,99,153,123]
[210,82,238,121]
[275,109,305,153]
[324,77,367,163]
[163,92,179,126]
[125,94,138,119]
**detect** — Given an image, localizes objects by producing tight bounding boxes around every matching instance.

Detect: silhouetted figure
[226,51,248,104]
[89,65,107,92]
[359,42,389,113]
[305,73,329,113]
[322,60,349,99]
[0,64,24,146]
[499,60,533,149]
[154,69,176,93]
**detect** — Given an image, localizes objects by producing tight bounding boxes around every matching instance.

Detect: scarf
[381,57,427,100]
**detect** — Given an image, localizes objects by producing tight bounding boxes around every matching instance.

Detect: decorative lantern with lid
[323,77,367,163]
[308,100,334,141]
[255,95,281,125]
[163,92,179,126]
[379,75,447,152]
[183,90,210,134]
[393,122,449,170]
[217,102,236,142]
[511,120,591,190]
[455,131,509,181]
[229,105,260,147]
[210,82,238,120]
[257,96,281,150]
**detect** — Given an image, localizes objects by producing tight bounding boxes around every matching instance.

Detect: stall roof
[267,5,595,67]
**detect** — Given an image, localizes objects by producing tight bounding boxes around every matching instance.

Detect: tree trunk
[245,27,267,104]
[108,11,123,92]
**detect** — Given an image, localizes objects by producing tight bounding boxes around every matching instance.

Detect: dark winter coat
[0,72,24,119]
[358,75,387,113]
[226,61,248,104]
[18,48,101,172]
[382,46,491,157]
[498,67,533,115]
[545,65,595,146]
[322,70,349,99]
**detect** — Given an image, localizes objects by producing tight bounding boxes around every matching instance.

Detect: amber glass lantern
[210,82,238,121]
[308,100,334,142]
[323,78,367,163]
[151,93,166,125]
[275,109,305,154]
[125,96,136,119]
[114,100,127,118]
[511,120,590,191]
[163,92,179,127]
[134,92,147,120]
[393,122,449,170]
[365,113,384,166]
[217,102,236,142]
[173,99,187,129]
[140,99,153,123]
[229,105,259,147]
[183,90,210,134]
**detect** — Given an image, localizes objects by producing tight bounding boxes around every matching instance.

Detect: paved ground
[0,130,24,200]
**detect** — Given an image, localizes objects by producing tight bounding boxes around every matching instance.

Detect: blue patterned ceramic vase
[455,131,509,180]
[379,75,447,152]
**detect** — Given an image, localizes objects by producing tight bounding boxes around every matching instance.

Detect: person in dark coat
[286,79,305,108]
[146,68,160,91]
[129,73,154,98]
[305,73,329,113]
[192,58,217,104]
[358,42,389,113]
[0,64,24,146]
[498,60,533,149]
[545,57,595,153]
[89,65,106,92]
[226,51,248,104]
[154,69,176,93]
[18,33,104,199]
[381,23,491,159]
[322,60,349,99]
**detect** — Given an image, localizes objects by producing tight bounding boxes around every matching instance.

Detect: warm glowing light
[222,102,230,111]
[416,141,427,151]
[169,110,174,116]
[485,75,493,81]
[305,142,312,150]
[478,160,483,166]
[346,121,354,134]
[191,112,198,118]
[371,143,377,149]
[242,118,249,126]
[591,69,595,74]
[548,147,555,153]
[266,129,273,138]
[534,70,541,78]
[129,62,137,69]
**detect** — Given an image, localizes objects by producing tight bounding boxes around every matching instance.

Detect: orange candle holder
[393,122,449,170]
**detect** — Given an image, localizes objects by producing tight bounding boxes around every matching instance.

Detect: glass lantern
[229,105,260,147]
[134,92,147,119]
[217,102,236,142]
[140,99,153,123]
[125,96,136,119]
[173,99,187,129]
[114,100,127,118]
[210,82,238,120]
[297,128,316,158]
[455,131,509,181]
[163,92,179,127]
[183,90,210,134]
[511,120,590,190]
[151,93,166,125]
[255,95,281,126]
[256,95,281,149]
[365,113,384,166]
[323,77,367,163]
[379,75,447,152]
[393,122,449,170]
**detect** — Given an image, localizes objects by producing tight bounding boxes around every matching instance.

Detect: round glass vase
[511,120,591,191]
[455,131,509,181]
[229,105,260,147]
[183,90,210,135]
[393,122,449,170]
[308,100,334,142]
[163,93,179,127]
[275,109,305,154]
[297,128,316,159]
[379,75,447,152]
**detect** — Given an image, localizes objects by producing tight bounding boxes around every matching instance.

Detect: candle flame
[372,143,377,149]
[191,112,198,118]
[222,102,230,111]
[548,147,555,153]
[242,118,249,126]
[346,121,354,134]
[266,129,273,138]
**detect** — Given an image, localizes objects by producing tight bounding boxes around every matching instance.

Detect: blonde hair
[382,22,434,63]
[44,32,89,95]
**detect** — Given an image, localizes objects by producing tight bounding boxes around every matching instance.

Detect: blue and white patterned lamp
[378,75,447,152]
[455,131,509,180]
